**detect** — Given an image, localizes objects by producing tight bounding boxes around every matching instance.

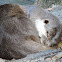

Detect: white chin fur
[35,19,46,37]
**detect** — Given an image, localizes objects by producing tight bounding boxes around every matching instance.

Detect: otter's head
[35,15,61,47]
[21,5,61,47]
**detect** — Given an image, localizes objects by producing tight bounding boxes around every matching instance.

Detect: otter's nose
[44,20,49,24]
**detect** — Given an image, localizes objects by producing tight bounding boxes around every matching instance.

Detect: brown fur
[0,4,58,60]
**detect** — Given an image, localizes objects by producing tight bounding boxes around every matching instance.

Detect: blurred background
[0,0,62,9]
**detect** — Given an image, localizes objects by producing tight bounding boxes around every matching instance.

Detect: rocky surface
[0,49,62,62]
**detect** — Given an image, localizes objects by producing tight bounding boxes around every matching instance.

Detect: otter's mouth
[44,28,58,47]
[46,28,57,40]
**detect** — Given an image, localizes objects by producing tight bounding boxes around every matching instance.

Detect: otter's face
[22,5,61,47]
[35,17,61,47]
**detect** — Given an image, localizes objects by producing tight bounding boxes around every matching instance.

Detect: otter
[0,4,61,60]
[0,4,54,60]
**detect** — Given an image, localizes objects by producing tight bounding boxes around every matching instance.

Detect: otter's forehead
[25,5,60,23]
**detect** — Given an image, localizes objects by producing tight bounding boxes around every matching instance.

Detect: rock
[0,49,62,62]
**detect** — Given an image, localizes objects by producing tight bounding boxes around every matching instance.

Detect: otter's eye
[44,20,49,24]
